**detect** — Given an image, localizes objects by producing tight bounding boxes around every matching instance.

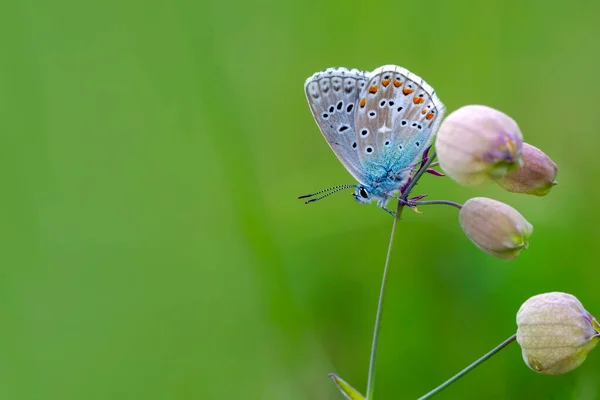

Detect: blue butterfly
[299,65,445,215]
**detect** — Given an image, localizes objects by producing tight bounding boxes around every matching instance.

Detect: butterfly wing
[354,65,445,180]
[305,68,369,184]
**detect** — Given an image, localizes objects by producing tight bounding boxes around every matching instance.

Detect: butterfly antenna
[303,186,354,204]
[298,185,354,199]
[298,184,355,204]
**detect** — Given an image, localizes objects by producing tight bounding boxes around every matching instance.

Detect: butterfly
[299,65,445,215]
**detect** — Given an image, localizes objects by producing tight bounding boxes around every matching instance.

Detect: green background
[2,0,599,399]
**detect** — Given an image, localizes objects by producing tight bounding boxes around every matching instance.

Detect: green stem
[365,152,438,400]
[365,200,404,400]
[417,334,517,400]
[405,152,438,197]
[411,200,463,209]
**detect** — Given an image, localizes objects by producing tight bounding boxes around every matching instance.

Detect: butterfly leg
[390,196,425,214]
[394,197,416,208]
[377,197,402,219]
[381,206,401,220]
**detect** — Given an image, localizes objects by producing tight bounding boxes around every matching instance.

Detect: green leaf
[329,373,365,400]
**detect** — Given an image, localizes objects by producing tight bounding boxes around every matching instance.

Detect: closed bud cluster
[496,143,558,196]
[517,292,599,374]
[459,197,532,260]
[436,105,523,186]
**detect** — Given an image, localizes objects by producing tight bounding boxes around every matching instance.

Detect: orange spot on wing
[426,112,435,120]
[382,78,391,87]
[413,96,425,104]
[368,85,378,94]
[402,87,414,95]
[393,79,402,87]
[359,98,366,108]
[422,109,427,115]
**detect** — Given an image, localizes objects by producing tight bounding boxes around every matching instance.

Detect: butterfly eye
[359,187,369,199]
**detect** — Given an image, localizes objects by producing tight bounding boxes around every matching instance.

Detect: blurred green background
[2,0,600,398]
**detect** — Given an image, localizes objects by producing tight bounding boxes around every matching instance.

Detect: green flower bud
[517,292,599,374]
[329,374,364,400]
[459,197,532,260]
[435,105,523,186]
[495,143,558,196]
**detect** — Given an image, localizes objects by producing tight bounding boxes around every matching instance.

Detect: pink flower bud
[436,105,523,186]
[496,143,558,196]
[459,197,532,260]
[517,292,599,374]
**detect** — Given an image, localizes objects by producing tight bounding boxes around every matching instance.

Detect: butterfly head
[352,185,373,204]
[299,183,393,210]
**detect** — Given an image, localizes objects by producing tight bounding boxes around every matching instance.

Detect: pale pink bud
[517,292,599,374]
[459,197,532,260]
[436,105,523,186]
[496,143,558,196]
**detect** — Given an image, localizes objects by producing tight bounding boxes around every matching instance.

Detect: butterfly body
[302,65,445,212]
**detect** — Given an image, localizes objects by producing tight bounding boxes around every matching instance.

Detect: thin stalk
[405,152,438,197]
[411,200,463,209]
[365,201,404,400]
[365,152,438,400]
[417,334,517,400]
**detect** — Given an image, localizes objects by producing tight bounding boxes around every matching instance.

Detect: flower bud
[459,197,532,260]
[517,292,599,374]
[495,143,558,196]
[329,374,364,400]
[436,105,523,186]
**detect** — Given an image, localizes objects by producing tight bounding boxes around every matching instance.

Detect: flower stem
[417,334,517,400]
[411,200,463,209]
[406,152,438,196]
[365,200,404,400]
[365,152,438,400]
